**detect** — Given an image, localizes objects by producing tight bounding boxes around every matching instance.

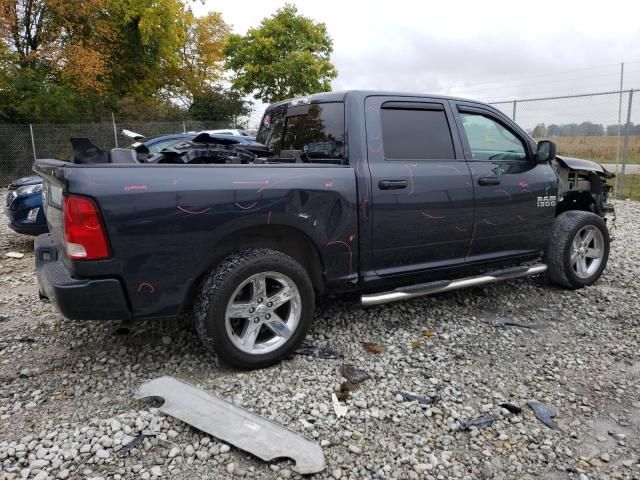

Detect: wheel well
[181,226,325,313]
[556,191,598,215]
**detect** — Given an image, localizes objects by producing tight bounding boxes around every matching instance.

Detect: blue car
[5,133,262,235]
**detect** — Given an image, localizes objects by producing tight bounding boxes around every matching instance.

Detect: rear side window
[381,108,455,160]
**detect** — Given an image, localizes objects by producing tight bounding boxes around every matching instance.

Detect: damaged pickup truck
[34,91,614,369]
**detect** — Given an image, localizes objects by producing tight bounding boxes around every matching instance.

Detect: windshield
[257,102,345,162]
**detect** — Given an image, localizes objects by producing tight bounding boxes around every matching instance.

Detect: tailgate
[34,159,68,257]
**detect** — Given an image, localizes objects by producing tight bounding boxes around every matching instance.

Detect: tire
[544,210,610,289]
[195,248,315,369]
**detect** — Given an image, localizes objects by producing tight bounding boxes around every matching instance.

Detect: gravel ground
[1,194,639,480]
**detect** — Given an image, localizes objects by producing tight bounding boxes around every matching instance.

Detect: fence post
[618,89,633,196]
[512,100,517,121]
[183,121,186,134]
[112,112,119,148]
[29,124,37,162]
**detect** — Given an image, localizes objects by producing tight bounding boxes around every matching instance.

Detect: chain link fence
[0,118,232,184]
[490,89,639,198]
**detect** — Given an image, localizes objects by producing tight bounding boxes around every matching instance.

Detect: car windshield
[257,102,345,162]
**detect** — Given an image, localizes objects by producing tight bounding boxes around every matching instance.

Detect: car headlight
[16,183,43,196]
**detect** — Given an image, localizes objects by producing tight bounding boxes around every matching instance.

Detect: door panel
[366,96,474,275]
[453,103,558,260]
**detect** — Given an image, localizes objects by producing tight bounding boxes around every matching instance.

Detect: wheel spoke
[227,302,254,318]
[577,257,588,275]
[264,314,292,339]
[239,320,262,348]
[585,247,602,259]
[582,229,595,246]
[570,250,579,264]
[252,274,267,302]
[268,286,294,310]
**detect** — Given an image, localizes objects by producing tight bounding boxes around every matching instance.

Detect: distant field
[538,136,640,164]
[619,174,640,201]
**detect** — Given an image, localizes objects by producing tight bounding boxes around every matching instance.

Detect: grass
[616,174,640,201]
[544,136,640,165]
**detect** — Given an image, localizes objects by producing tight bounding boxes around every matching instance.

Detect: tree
[531,123,547,138]
[224,3,337,104]
[188,87,251,124]
[170,11,230,106]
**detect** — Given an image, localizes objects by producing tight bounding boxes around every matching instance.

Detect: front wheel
[544,211,610,289]
[195,248,315,369]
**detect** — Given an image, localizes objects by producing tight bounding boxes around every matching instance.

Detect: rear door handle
[477,177,501,186]
[379,180,408,190]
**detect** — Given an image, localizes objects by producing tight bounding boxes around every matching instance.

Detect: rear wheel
[545,211,610,289]
[195,248,315,369]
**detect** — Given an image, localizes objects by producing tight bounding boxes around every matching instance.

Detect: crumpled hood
[9,175,43,188]
[555,156,615,179]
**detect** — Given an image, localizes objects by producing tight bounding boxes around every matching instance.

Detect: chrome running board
[361,264,547,306]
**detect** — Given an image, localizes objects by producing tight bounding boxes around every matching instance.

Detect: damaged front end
[553,156,615,218]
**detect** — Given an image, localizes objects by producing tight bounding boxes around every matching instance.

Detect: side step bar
[361,264,547,306]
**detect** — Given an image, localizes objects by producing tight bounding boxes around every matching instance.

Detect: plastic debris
[332,393,348,418]
[499,403,523,414]
[5,252,24,259]
[361,341,384,353]
[527,401,557,429]
[295,345,343,359]
[136,376,326,474]
[117,430,157,457]
[487,317,536,328]
[393,391,440,406]
[460,415,497,431]
[339,363,371,384]
[335,381,358,401]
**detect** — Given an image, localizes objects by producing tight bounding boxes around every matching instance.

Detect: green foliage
[224,3,337,104]
[188,88,251,124]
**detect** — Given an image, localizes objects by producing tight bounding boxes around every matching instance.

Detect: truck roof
[267,90,480,109]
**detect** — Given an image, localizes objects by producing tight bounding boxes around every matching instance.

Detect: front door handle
[477,177,501,186]
[379,179,408,190]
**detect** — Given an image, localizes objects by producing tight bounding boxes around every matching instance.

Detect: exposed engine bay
[553,156,615,218]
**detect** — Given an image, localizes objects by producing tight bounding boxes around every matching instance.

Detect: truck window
[257,102,345,162]
[381,108,455,160]
[460,113,527,161]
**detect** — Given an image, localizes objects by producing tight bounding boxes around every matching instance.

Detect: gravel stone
[0,197,639,479]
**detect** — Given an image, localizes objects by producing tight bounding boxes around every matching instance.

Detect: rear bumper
[35,234,131,320]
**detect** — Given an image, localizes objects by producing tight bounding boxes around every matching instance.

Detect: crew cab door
[365,96,474,276]
[451,102,557,260]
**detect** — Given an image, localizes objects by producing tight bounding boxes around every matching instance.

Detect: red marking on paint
[481,218,497,226]
[421,211,445,219]
[324,181,334,189]
[495,189,512,200]
[235,201,257,210]
[256,174,330,193]
[124,185,147,192]
[519,181,529,189]
[466,224,477,257]
[232,180,270,185]
[517,215,526,222]
[177,205,211,215]
[362,199,369,220]
[267,211,272,224]
[520,188,531,193]
[327,240,353,277]
[348,233,356,242]
[435,165,460,173]
[137,282,155,294]
[455,226,468,232]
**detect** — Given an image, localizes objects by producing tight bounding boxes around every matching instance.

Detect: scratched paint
[421,211,445,220]
[402,164,415,195]
[232,180,270,186]
[466,224,477,257]
[124,185,148,192]
[256,173,333,193]
[234,201,258,210]
[455,225,468,232]
[481,218,497,226]
[177,205,211,215]
[267,211,272,224]
[137,282,155,294]
[368,143,383,153]
[495,189,512,200]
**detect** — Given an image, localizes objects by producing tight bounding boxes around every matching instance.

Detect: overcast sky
[194,0,640,129]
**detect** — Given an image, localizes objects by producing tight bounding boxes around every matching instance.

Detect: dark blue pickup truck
[34,91,614,368]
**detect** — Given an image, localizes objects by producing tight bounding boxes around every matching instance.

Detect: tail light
[63,194,110,260]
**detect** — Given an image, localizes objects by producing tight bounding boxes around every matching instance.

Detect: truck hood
[9,175,43,188]
[555,156,615,179]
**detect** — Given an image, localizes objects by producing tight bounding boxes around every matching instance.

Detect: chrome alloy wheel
[571,225,604,279]
[224,271,302,354]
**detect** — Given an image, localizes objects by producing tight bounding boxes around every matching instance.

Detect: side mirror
[536,140,556,163]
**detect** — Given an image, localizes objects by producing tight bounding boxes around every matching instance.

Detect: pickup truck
[34,90,614,369]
